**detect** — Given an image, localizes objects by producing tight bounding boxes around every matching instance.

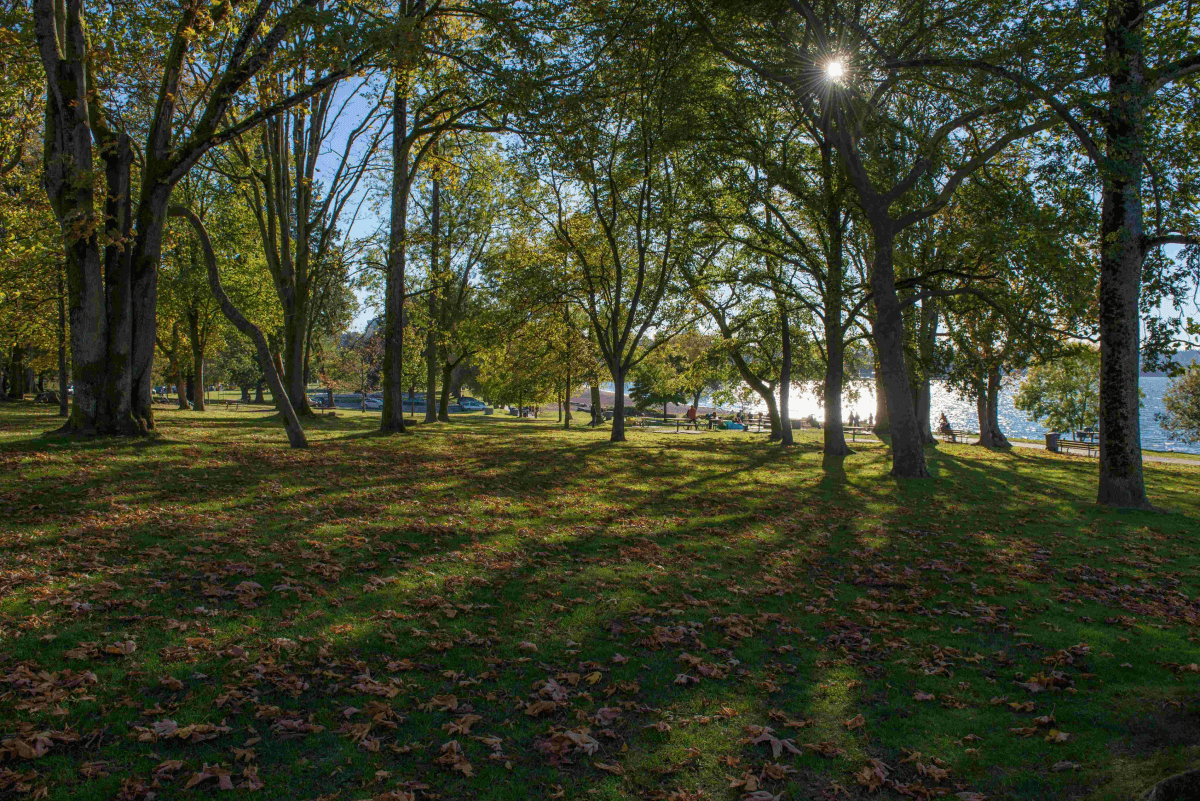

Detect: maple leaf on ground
[855,758,889,791]
[745,725,801,759]
[185,763,234,790]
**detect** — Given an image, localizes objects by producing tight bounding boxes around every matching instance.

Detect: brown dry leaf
[843,714,866,731]
[594,761,625,775]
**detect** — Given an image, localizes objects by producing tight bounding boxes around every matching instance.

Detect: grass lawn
[2,401,1199,800]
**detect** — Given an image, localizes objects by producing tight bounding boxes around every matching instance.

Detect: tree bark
[590,383,602,426]
[56,267,68,417]
[869,228,929,477]
[425,173,441,424]
[240,384,252,402]
[821,192,852,455]
[823,334,851,455]
[255,380,266,404]
[1096,0,1149,507]
[916,300,938,445]
[611,365,626,442]
[438,359,453,422]
[187,311,205,411]
[381,90,409,434]
[779,311,794,446]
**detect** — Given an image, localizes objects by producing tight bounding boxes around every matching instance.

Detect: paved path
[1008,439,1198,466]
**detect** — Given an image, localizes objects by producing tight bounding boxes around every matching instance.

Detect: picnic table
[844,426,874,441]
[939,429,977,444]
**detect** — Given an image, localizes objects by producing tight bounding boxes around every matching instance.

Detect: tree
[1014,348,1102,435]
[700,0,1058,478]
[530,9,712,442]
[228,61,387,418]
[30,0,372,434]
[1158,366,1200,444]
[629,346,688,418]
[890,0,1200,507]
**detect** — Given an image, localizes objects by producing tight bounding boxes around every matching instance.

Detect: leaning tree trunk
[1096,0,1149,508]
[869,230,929,477]
[779,311,794,446]
[726,350,781,439]
[380,90,409,434]
[169,205,306,448]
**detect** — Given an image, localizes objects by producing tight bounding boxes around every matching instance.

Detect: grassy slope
[1,402,1199,800]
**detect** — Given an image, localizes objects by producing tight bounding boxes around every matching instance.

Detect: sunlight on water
[750,377,1197,455]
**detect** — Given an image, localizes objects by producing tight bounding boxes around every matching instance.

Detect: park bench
[218,399,241,410]
[940,429,977,444]
[1058,438,1098,457]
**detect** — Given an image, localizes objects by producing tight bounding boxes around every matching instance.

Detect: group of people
[847,412,875,428]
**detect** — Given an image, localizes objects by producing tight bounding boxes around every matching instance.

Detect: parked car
[458,397,486,411]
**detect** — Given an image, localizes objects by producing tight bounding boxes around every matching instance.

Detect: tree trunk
[240,384,252,402]
[283,293,314,417]
[823,334,852,455]
[727,350,781,439]
[868,227,929,477]
[590,383,602,426]
[611,365,626,442]
[1096,0,1149,507]
[425,173,441,424]
[56,267,69,417]
[563,360,572,430]
[380,90,409,434]
[255,380,266,404]
[185,372,195,404]
[187,312,205,411]
[916,300,937,445]
[438,360,452,422]
[779,311,794,446]
[874,368,890,434]
[984,366,1010,448]
[169,204,306,447]
[7,347,25,399]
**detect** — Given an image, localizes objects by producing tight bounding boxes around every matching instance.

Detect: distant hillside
[1143,349,1200,377]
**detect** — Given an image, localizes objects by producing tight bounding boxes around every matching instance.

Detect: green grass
[1,401,1199,800]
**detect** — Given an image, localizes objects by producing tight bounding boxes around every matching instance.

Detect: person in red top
[686,404,698,430]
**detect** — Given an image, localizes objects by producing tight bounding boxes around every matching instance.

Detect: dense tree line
[0,0,1197,507]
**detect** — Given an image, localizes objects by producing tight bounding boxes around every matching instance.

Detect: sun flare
[825,60,845,80]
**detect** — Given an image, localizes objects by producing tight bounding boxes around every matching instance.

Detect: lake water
[776,376,1197,455]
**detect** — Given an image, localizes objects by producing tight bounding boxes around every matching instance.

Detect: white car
[458,397,486,411]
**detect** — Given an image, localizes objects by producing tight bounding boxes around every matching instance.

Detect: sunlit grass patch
[1,402,1199,799]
